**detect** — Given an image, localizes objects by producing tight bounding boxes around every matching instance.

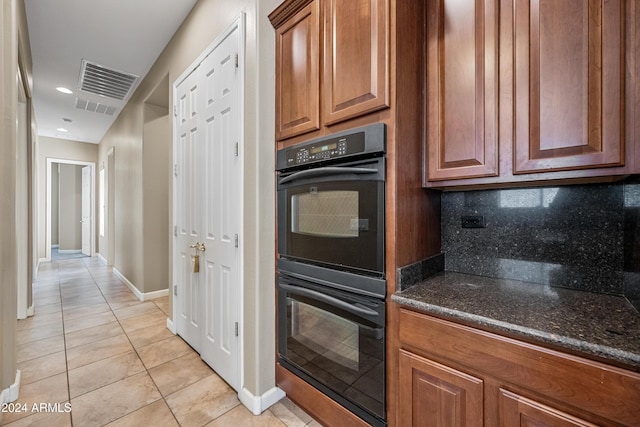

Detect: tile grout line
[82,256,244,426]
[58,260,80,427]
[26,259,316,427]
[82,257,184,427]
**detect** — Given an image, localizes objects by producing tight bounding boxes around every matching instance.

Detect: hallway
[3,258,318,427]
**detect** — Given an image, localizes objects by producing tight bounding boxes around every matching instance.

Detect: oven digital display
[310,142,337,154]
[284,133,365,166]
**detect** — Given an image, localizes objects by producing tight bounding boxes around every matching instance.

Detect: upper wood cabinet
[323,0,389,125]
[513,0,624,173]
[270,0,389,142]
[426,0,500,181]
[273,1,320,140]
[424,0,633,187]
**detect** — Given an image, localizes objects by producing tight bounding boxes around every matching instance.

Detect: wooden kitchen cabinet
[425,0,500,181]
[398,349,483,427]
[273,1,320,140]
[425,0,634,188]
[397,308,640,426]
[512,0,624,174]
[322,0,389,126]
[270,0,389,143]
[498,389,599,427]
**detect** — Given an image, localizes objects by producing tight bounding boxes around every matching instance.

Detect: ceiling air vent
[75,97,118,116]
[78,59,139,101]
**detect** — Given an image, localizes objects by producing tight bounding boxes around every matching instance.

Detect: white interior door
[81,165,91,256]
[173,17,242,392]
[199,25,241,391]
[175,67,204,351]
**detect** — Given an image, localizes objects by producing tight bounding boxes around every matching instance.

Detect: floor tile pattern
[3,257,320,427]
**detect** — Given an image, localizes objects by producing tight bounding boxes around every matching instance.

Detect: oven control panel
[285,132,364,166]
[277,123,386,171]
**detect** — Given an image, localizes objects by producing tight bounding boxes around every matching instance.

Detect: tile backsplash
[441,181,640,299]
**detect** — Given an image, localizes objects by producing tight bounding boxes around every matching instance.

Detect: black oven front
[276,124,386,297]
[277,272,386,427]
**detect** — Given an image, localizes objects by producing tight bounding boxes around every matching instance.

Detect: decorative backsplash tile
[441,181,640,298]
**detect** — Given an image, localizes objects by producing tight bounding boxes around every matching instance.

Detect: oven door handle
[279,283,379,318]
[278,167,377,185]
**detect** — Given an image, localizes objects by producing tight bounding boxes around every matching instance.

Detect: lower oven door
[277,272,386,426]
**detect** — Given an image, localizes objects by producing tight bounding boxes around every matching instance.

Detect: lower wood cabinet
[498,389,599,427]
[397,308,640,426]
[399,349,483,427]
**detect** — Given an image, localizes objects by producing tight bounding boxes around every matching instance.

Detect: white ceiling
[25,0,198,144]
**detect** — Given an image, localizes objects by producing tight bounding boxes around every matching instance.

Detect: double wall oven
[276,124,386,426]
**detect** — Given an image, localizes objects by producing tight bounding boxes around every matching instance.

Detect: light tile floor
[3,257,319,427]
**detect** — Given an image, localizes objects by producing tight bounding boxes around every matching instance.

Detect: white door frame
[172,12,245,391]
[46,158,96,261]
[106,147,115,265]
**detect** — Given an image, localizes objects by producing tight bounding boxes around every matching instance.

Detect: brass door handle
[189,242,206,252]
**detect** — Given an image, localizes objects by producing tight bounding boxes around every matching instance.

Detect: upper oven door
[277,157,385,277]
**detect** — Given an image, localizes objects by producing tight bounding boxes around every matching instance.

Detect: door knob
[189,242,206,252]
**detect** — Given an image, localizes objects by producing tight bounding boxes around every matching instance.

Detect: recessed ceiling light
[56,87,73,94]
[56,128,68,133]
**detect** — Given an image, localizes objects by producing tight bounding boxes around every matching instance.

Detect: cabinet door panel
[426,0,499,181]
[399,349,483,427]
[323,0,389,125]
[514,0,624,173]
[275,1,320,140]
[499,389,599,427]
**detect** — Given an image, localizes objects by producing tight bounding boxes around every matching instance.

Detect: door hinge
[235,53,239,68]
[174,226,178,237]
[234,142,239,157]
[173,105,177,117]
[174,285,178,296]
[234,234,239,248]
[174,164,178,177]
[235,322,239,337]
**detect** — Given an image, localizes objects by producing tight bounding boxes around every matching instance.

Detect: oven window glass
[282,180,384,274]
[290,300,359,370]
[283,294,384,419]
[291,190,359,238]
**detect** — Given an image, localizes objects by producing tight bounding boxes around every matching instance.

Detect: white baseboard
[1,370,21,404]
[143,289,169,301]
[238,386,286,415]
[113,268,169,302]
[58,249,81,254]
[27,305,34,317]
[166,317,176,334]
[97,253,107,265]
[113,268,143,301]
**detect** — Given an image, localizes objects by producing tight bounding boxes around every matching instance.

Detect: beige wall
[96,0,280,400]
[142,104,170,293]
[36,136,97,260]
[0,0,18,397]
[1,0,32,404]
[245,0,279,398]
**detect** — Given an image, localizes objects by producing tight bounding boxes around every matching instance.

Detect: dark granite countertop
[392,271,640,371]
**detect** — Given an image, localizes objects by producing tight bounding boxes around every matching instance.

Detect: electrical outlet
[461,215,486,228]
